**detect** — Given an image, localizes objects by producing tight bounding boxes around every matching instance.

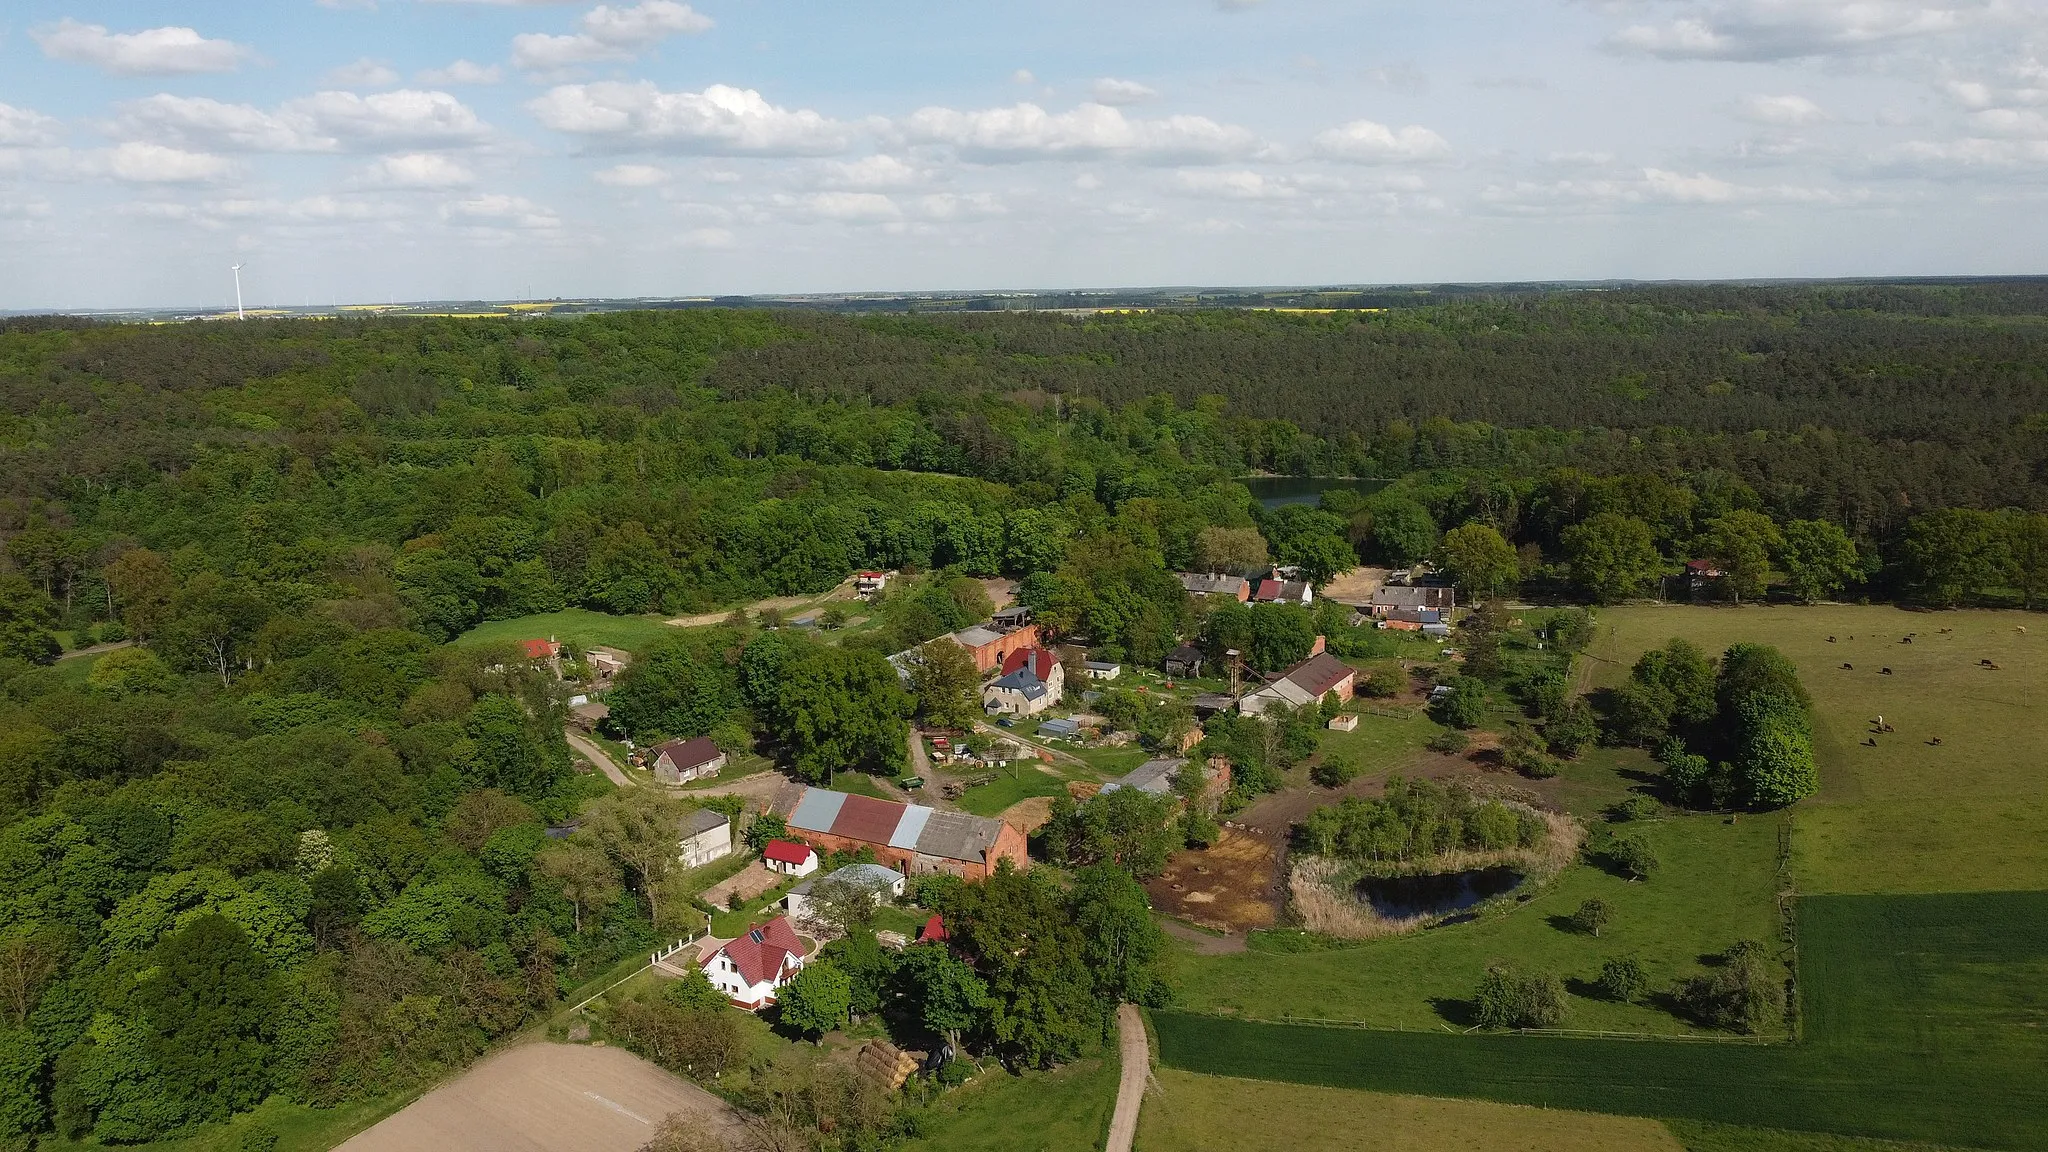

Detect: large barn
[780,787,1029,881]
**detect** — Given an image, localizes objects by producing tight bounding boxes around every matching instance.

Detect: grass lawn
[898,1053,1119,1152]
[1138,1068,1687,1152]
[1155,891,2048,1151]
[453,608,674,653]
[1588,605,2048,893]
[1168,810,1785,1035]
[955,767,1072,817]
[1315,707,1444,772]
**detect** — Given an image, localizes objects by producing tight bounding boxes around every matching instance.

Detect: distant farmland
[1154,892,2048,1150]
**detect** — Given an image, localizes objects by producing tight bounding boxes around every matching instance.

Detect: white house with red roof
[701,917,808,1010]
[762,839,819,876]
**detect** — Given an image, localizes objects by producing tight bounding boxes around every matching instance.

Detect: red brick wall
[787,822,1031,882]
[968,625,1041,673]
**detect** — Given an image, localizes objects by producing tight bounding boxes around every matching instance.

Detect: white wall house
[679,808,732,868]
[700,917,807,1010]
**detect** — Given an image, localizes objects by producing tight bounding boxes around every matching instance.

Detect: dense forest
[1,283,2046,1148]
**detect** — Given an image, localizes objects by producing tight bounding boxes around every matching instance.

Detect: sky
[3,0,2048,309]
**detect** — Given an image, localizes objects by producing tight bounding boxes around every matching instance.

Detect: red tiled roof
[830,793,909,845]
[710,917,805,987]
[763,840,814,866]
[521,638,559,660]
[919,914,948,943]
[1000,647,1055,679]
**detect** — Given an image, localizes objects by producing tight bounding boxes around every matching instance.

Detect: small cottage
[701,917,807,1010]
[650,736,727,784]
[678,808,732,868]
[763,840,819,876]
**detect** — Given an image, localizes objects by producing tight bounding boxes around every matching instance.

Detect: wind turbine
[231,263,246,320]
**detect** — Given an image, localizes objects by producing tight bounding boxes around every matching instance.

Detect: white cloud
[1970,107,2048,136]
[113,90,489,154]
[106,142,234,184]
[32,19,248,76]
[791,191,902,222]
[1873,136,2048,173]
[1311,119,1451,163]
[444,194,561,229]
[327,58,400,88]
[1480,166,1845,213]
[1734,94,1829,125]
[1090,78,1159,106]
[902,102,1261,163]
[916,192,1005,220]
[1012,69,1037,85]
[0,103,61,148]
[1606,1,1990,63]
[286,90,491,150]
[512,1,713,69]
[360,153,476,188]
[594,163,670,186]
[529,82,849,155]
[1175,169,1302,199]
[822,154,924,188]
[418,60,505,85]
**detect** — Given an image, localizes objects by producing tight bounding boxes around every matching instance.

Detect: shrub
[1309,756,1361,789]
[1610,835,1659,880]
[1570,898,1612,936]
[1359,665,1405,699]
[1474,965,1571,1029]
[1597,957,1647,1003]
[1675,940,1786,1034]
[1546,698,1597,758]
[1608,795,1662,822]
[1430,676,1489,729]
[1736,692,1819,808]
[1426,729,1470,755]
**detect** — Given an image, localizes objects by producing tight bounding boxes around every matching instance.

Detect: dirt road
[335,1043,740,1152]
[664,579,860,629]
[565,730,634,789]
[57,639,133,662]
[1104,1004,1149,1152]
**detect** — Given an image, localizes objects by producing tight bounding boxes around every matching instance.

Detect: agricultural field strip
[1153,892,2048,1151]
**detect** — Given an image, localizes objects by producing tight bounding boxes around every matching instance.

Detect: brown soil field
[335,1043,740,1152]
[1319,566,1391,607]
[1147,828,1283,933]
[999,795,1056,833]
[699,861,781,907]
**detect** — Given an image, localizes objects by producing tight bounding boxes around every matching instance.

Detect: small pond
[1355,866,1524,919]
[1242,475,1390,509]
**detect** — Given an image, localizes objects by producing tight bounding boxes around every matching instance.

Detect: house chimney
[1310,634,1326,656]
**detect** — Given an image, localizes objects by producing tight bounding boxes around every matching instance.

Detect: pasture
[1167,810,1784,1033]
[452,609,675,653]
[1154,892,2048,1151]
[1588,605,2048,893]
[1137,1069,1687,1152]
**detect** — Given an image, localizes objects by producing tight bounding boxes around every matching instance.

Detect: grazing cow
[1881,667,1893,675]
[1841,663,1853,670]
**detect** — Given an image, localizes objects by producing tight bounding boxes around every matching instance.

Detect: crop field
[1588,605,2048,894]
[453,609,676,653]
[1168,809,1782,1031]
[1137,1068,1687,1152]
[1155,892,2048,1151]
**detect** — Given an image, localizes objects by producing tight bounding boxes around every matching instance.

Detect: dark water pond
[1242,475,1390,509]
[1355,867,1524,919]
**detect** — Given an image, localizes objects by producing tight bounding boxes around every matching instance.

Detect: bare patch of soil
[1147,828,1283,934]
[699,862,780,908]
[1320,567,1391,607]
[1000,796,1056,833]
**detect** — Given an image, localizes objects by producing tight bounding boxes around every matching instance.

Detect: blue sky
[3,0,2046,309]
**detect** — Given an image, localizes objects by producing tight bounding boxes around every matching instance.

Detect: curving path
[565,729,634,789]
[1105,1003,1149,1152]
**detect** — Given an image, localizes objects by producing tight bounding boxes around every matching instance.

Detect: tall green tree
[774,648,910,783]
[0,575,60,666]
[136,915,279,1126]
[1437,523,1520,601]
[1699,510,1782,603]
[1563,513,1661,604]
[910,638,982,731]
[1778,519,1860,603]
